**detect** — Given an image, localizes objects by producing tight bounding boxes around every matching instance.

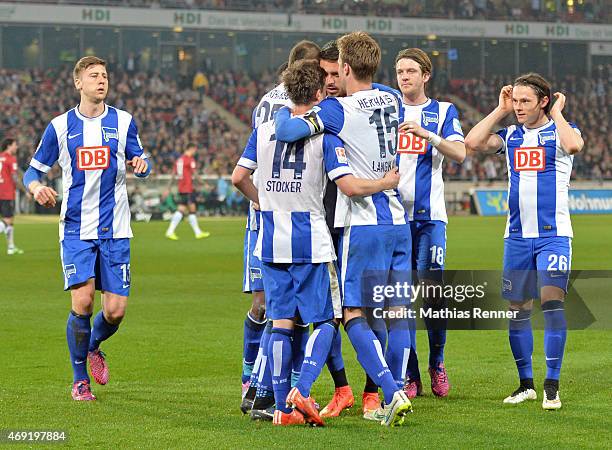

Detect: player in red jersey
[0,138,26,255]
[164,143,210,240]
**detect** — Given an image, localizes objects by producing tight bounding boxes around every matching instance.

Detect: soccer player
[0,138,26,255]
[464,73,583,410]
[395,48,466,398]
[317,39,355,419]
[233,59,400,426]
[164,143,210,240]
[23,56,151,401]
[239,41,321,419]
[275,31,413,426]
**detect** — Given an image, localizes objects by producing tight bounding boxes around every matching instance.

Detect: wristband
[427,131,442,147]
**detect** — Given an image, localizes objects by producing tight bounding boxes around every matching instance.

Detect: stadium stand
[205,65,612,181]
[0,67,245,177]
[14,0,610,23]
[1,64,609,185]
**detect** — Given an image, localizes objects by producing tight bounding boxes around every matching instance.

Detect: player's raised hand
[382,167,400,190]
[127,156,148,174]
[550,92,566,117]
[33,185,58,208]
[497,85,513,114]
[399,121,428,139]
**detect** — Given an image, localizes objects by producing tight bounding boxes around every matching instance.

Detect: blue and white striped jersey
[252,83,294,129]
[238,121,353,264]
[298,86,407,228]
[496,120,580,238]
[246,83,294,231]
[29,105,146,241]
[397,99,464,223]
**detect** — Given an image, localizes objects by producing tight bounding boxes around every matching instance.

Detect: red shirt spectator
[0,149,17,200]
[175,153,197,194]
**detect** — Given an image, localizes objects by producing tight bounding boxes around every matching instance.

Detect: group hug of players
[231,32,583,426]
[15,31,581,425]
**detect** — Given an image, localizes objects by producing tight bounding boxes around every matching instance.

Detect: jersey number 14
[270,134,306,180]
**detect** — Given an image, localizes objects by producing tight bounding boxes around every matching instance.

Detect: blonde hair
[337,31,380,81]
[395,48,432,76]
[73,56,106,80]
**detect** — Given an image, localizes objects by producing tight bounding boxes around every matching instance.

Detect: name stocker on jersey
[238,121,353,264]
[496,120,580,238]
[246,83,295,231]
[304,87,407,228]
[397,99,464,223]
[29,105,146,241]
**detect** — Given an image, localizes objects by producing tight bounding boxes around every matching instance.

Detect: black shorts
[0,200,15,218]
[177,192,197,206]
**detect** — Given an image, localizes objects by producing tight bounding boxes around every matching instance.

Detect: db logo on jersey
[77,146,110,170]
[397,132,427,154]
[514,147,545,171]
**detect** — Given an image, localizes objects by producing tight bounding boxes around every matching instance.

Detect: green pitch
[0,216,610,448]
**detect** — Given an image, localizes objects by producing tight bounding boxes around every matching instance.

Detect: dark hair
[1,138,15,152]
[276,61,289,77]
[288,40,321,66]
[282,59,326,106]
[320,40,339,62]
[514,73,552,114]
[185,143,197,151]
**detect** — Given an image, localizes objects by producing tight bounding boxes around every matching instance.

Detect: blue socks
[543,301,567,381]
[268,327,293,413]
[423,300,447,368]
[67,311,91,383]
[364,312,388,393]
[406,317,420,381]
[386,318,411,389]
[254,322,273,398]
[508,301,567,383]
[242,312,266,384]
[295,322,336,397]
[346,317,398,404]
[368,313,388,351]
[89,311,119,353]
[508,309,533,380]
[291,323,309,387]
[326,326,344,372]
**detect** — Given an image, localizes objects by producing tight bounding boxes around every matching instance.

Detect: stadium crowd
[0,67,245,178]
[18,0,609,24]
[1,63,610,188]
[207,64,612,182]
